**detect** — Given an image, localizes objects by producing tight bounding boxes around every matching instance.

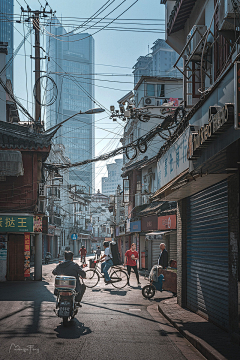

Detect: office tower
[102,159,123,196]
[0,0,14,85]
[46,18,95,191]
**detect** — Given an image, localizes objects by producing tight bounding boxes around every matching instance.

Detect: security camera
[119,104,124,113]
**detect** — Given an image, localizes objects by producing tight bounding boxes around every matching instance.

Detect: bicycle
[83,260,129,289]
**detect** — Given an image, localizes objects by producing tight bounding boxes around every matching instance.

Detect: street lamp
[46,107,105,132]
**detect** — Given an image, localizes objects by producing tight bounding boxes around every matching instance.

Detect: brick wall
[177,198,187,308]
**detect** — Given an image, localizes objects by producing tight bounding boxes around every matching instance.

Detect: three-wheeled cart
[142,265,165,299]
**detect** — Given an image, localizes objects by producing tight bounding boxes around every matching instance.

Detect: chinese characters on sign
[158,215,177,230]
[0,216,33,232]
[157,128,189,189]
[24,233,30,277]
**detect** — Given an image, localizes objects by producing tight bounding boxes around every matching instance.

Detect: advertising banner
[33,216,42,232]
[24,233,30,277]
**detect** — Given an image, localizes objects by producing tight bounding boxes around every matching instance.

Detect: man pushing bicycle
[97,241,113,284]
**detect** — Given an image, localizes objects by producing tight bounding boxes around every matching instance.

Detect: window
[146,83,155,97]
[157,84,165,97]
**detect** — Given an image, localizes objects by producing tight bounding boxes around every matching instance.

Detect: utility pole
[33,12,41,125]
[21,6,53,129]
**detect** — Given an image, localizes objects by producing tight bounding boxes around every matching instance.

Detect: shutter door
[187,180,229,329]
[152,240,160,266]
[169,232,177,261]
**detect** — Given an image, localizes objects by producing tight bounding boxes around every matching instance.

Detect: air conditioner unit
[135,193,142,207]
[142,194,150,205]
[219,0,235,31]
[144,97,155,106]
[38,200,46,214]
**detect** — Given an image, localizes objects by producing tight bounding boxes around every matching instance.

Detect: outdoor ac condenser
[219,0,235,31]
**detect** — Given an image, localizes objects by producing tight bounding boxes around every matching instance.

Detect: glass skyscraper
[0,0,14,85]
[46,19,95,192]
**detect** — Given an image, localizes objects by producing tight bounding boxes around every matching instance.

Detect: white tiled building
[102,159,123,196]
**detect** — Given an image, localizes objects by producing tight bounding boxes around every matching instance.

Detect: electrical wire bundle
[44,105,186,170]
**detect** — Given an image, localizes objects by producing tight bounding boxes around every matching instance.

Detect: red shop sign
[158,215,176,230]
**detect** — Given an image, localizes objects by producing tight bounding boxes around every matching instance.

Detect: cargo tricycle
[142,265,165,299]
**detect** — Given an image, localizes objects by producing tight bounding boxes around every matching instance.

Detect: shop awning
[152,168,189,200]
[0,150,24,176]
[145,231,171,240]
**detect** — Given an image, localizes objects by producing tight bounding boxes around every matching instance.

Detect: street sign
[71,233,78,240]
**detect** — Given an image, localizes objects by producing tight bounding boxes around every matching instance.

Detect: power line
[41,0,139,42]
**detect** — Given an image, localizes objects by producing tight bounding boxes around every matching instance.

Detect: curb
[158,304,227,360]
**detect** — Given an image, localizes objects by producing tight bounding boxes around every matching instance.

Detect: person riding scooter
[52,251,86,306]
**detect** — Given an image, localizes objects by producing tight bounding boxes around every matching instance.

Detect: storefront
[158,214,177,261]
[141,216,158,269]
[0,214,33,281]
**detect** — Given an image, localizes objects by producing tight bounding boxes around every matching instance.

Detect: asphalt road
[0,258,206,360]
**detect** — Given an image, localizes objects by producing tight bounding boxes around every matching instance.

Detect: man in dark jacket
[52,251,86,305]
[158,243,168,269]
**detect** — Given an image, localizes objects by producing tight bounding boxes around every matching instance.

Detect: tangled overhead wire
[45,105,186,170]
[33,75,58,106]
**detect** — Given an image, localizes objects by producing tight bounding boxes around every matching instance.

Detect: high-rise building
[102,159,123,196]
[133,39,183,86]
[0,0,14,85]
[46,19,95,191]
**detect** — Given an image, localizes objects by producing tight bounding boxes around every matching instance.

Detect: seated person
[52,251,86,306]
[169,259,177,269]
[98,241,113,284]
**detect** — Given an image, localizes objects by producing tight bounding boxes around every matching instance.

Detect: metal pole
[35,233,42,280]
[33,12,41,125]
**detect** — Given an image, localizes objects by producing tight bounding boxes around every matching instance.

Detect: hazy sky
[13,0,166,192]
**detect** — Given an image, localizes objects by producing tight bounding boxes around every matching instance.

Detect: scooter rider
[52,251,86,306]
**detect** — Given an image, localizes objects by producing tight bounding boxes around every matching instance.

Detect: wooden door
[7,234,24,281]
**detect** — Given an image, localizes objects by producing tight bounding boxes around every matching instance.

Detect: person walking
[125,243,140,286]
[95,246,101,259]
[79,245,87,264]
[158,243,168,269]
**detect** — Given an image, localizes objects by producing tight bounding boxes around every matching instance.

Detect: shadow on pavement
[0,281,55,335]
[103,289,127,296]
[81,301,159,324]
[54,318,92,339]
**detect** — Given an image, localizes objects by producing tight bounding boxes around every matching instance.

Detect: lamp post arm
[45,112,81,133]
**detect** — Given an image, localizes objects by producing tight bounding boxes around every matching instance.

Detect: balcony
[167,0,198,36]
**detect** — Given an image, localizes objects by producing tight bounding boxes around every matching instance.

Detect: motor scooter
[53,275,79,326]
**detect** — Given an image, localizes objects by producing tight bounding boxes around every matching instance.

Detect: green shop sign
[0,215,33,232]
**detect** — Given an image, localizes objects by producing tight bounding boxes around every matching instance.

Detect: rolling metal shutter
[169,232,177,261]
[152,240,160,266]
[187,180,229,329]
